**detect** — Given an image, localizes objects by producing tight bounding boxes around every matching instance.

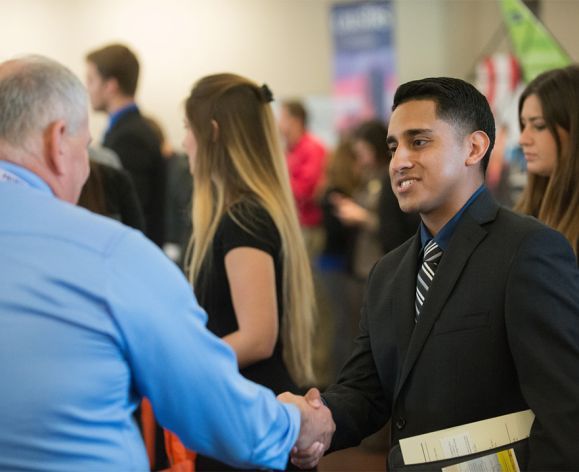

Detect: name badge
[0,167,27,186]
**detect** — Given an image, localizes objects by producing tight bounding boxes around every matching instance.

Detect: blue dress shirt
[107,102,139,135]
[0,161,299,471]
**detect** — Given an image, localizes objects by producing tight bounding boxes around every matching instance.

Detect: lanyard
[0,167,29,186]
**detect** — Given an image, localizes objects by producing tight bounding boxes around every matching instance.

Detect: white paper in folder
[399,410,535,465]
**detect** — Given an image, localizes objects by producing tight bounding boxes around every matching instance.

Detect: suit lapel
[393,191,499,401]
[391,236,421,371]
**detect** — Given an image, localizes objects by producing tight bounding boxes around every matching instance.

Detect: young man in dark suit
[282,77,579,470]
[85,44,165,247]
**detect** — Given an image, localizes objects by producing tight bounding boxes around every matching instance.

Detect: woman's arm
[331,192,379,231]
[222,247,279,368]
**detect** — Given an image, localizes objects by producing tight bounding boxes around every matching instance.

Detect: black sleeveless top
[196,201,297,395]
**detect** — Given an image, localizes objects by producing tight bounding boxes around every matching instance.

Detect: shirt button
[395,418,406,430]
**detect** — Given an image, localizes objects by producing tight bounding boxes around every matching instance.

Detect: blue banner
[331,1,396,130]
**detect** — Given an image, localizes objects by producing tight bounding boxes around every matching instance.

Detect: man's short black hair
[392,77,495,174]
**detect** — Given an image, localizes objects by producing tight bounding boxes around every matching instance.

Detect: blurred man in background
[86,43,165,247]
[279,100,326,259]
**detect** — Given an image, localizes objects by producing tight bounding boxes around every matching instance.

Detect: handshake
[278,388,336,469]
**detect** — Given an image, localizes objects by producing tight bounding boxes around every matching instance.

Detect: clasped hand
[277,388,335,469]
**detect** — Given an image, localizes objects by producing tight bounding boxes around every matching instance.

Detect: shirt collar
[420,185,486,252]
[107,103,139,133]
[0,160,54,196]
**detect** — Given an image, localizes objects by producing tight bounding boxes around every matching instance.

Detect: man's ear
[45,120,67,176]
[104,77,120,96]
[465,130,490,168]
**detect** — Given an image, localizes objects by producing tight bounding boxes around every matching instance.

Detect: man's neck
[0,152,61,198]
[287,129,305,150]
[0,140,38,166]
[421,180,484,236]
[106,96,136,116]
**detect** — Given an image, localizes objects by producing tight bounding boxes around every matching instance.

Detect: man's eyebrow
[405,128,433,137]
[387,128,433,144]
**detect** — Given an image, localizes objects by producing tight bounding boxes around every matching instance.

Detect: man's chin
[397,199,419,214]
[90,103,106,113]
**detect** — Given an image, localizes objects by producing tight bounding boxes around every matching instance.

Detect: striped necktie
[415,240,443,322]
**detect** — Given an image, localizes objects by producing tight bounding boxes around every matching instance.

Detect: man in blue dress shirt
[0,55,333,471]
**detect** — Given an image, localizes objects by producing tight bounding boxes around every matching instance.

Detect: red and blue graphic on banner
[331,1,396,131]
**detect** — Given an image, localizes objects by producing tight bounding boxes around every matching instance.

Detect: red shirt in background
[286,132,326,227]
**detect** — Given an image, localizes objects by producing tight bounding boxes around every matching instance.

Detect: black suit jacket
[104,108,165,246]
[323,190,579,470]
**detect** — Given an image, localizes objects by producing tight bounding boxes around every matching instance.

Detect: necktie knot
[423,240,443,264]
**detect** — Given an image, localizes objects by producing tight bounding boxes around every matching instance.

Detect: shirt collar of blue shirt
[0,160,54,196]
[419,184,486,252]
[107,103,139,134]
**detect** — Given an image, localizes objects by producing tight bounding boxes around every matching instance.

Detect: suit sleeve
[505,228,579,470]
[322,264,389,451]
[105,230,299,470]
[106,132,166,246]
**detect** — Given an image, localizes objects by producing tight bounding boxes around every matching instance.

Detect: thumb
[277,391,295,404]
[304,388,322,408]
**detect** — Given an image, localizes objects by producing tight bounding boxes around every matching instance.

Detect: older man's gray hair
[0,55,88,147]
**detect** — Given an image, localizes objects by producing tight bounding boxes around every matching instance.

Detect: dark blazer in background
[104,108,165,246]
[323,190,579,470]
[78,160,145,231]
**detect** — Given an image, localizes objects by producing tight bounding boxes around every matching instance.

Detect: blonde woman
[516,65,579,258]
[182,74,316,470]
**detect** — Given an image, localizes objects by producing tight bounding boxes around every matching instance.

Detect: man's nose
[389,146,412,174]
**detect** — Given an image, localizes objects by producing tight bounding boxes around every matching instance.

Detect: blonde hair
[515,65,579,256]
[184,73,315,385]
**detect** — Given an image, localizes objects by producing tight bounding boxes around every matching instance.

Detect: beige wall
[396,0,579,83]
[542,0,579,61]
[0,0,578,148]
[0,0,335,147]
